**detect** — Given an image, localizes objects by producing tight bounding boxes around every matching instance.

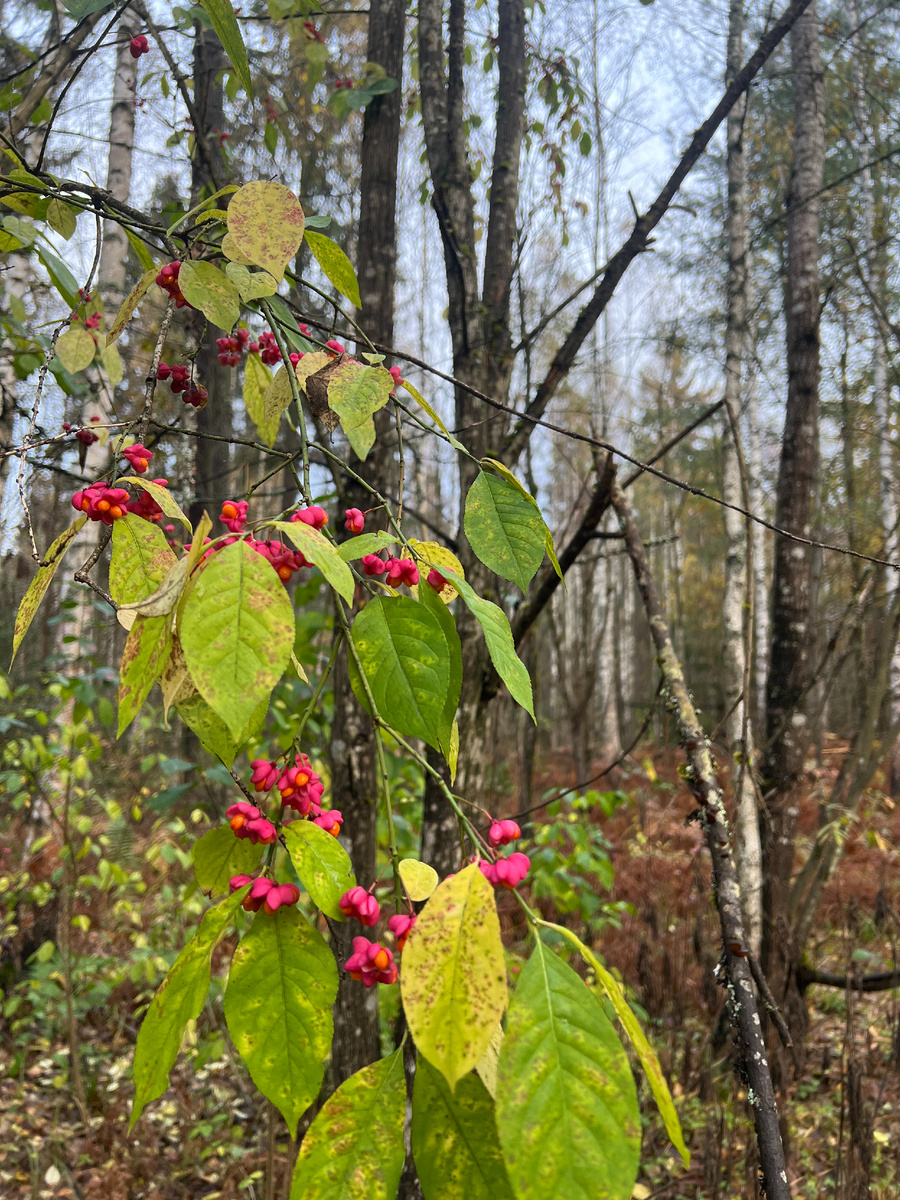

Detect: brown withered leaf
[303,353,345,435]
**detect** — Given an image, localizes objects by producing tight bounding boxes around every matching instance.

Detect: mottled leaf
[117,477,191,531]
[225,261,278,301]
[401,864,506,1090]
[178,260,240,331]
[412,1058,513,1200]
[131,890,245,1128]
[46,198,77,240]
[11,517,85,664]
[282,820,355,920]
[224,906,337,1135]
[290,1050,406,1200]
[464,471,546,593]
[116,557,188,631]
[117,614,173,736]
[495,938,641,1200]
[176,692,267,767]
[110,514,177,606]
[193,825,261,897]
[326,359,393,460]
[227,181,305,283]
[179,541,294,739]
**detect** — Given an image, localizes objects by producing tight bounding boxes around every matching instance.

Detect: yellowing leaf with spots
[226,181,305,283]
[223,906,337,1136]
[179,540,294,740]
[409,539,464,604]
[401,863,506,1090]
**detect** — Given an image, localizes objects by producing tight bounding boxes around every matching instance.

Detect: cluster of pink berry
[255,331,282,366]
[361,555,420,587]
[215,328,250,367]
[129,34,150,58]
[249,751,342,833]
[155,261,192,309]
[156,362,207,408]
[122,443,153,474]
[71,483,131,525]
[226,801,277,845]
[478,818,530,889]
[229,875,300,914]
[338,887,416,987]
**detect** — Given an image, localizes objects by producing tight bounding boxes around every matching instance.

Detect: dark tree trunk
[188,24,232,533]
[761,0,824,1060]
[327,0,404,1087]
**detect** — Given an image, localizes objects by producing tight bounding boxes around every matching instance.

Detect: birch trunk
[721,0,762,955]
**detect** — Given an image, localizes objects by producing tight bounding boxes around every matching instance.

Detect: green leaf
[180,541,294,739]
[398,858,439,903]
[349,595,450,751]
[193,825,261,896]
[243,351,279,447]
[326,359,393,460]
[224,906,338,1136]
[290,1050,406,1200]
[126,227,156,272]
[271,520,355,606]
[264,120,279,155]
[106,267,158,346]
[102,342,124,386]
[412,1059,514,1200]
[36,246,78,307]
[436,567,534,720]
[495,939,641,1200]
[63,0,113,17]
[336,531,395,562]
[225,261,278,301]
[55,326,96,374]
[282,820,355,920]
[131,890,245,1128]
[3,215,37,245]
[464,471,546,592]
[176,692,268,767]
[46,198,77,240]
[117,614,173,737]
[400,864,506,1090]
[110,514,178,606]
[227,181,305,283]
[539,921,689,1167]
[304,230,361,308]
[11,517,85,664]
[418,579,462,762]
[116,477,192,531]
[177,260,240,331]
[197,0,253,96]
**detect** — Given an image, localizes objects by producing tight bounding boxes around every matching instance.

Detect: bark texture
[328,0,405,1086]
[761,0,824,1052]
[611,478,790,1200]
[721,0,762,956]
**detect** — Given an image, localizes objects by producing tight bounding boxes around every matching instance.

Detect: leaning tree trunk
[328,0,404,1087]
[761,0,824,1060]
[721,0,762,956]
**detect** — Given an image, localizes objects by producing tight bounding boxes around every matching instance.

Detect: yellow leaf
[226,180,305,282]
[400,863,506,1090]
[398,858,439,902]
[55,326,96,373]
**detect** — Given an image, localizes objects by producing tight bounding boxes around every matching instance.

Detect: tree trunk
[327,0,404,1086]
[849,0,900,793]
[721,0,762,957]
[187,24,232,533]
[761,0,824,1054]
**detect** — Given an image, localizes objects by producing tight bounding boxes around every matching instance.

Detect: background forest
[2,0,900,1196]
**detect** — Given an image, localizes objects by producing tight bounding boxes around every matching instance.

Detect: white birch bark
[721,0,762,954]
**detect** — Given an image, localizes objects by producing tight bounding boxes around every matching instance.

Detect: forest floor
[2,736,899,1199]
